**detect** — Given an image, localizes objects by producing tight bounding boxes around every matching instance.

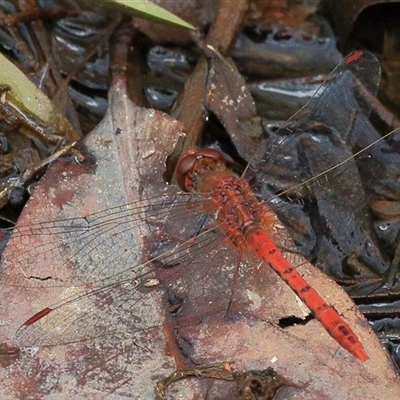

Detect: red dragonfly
[1,50,395,362]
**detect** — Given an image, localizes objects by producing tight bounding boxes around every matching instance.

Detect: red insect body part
[245,227,369,361]
[346,50,363,64]
[175,148,227,192]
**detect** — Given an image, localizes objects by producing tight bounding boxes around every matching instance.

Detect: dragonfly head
[175,148,227,192]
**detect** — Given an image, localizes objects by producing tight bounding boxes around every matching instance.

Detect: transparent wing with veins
[1,193,210,287]
[246,51,394,280]
[247,51,380,190]
[13,221,237,347]
[4,189,252,347]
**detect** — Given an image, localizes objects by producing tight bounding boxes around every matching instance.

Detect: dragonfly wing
[247,51,393,282]
[249,51,381,179]
[13,277,148,347]
[0,192,210,288]
[12,215,244,347]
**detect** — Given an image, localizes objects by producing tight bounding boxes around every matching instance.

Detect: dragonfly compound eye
[176,148,226,192]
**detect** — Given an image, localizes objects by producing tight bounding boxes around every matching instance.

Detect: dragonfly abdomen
[244,225,369,361]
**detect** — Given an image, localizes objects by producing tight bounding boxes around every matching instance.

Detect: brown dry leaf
[0,70,189,398]
[205,52,258,149]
